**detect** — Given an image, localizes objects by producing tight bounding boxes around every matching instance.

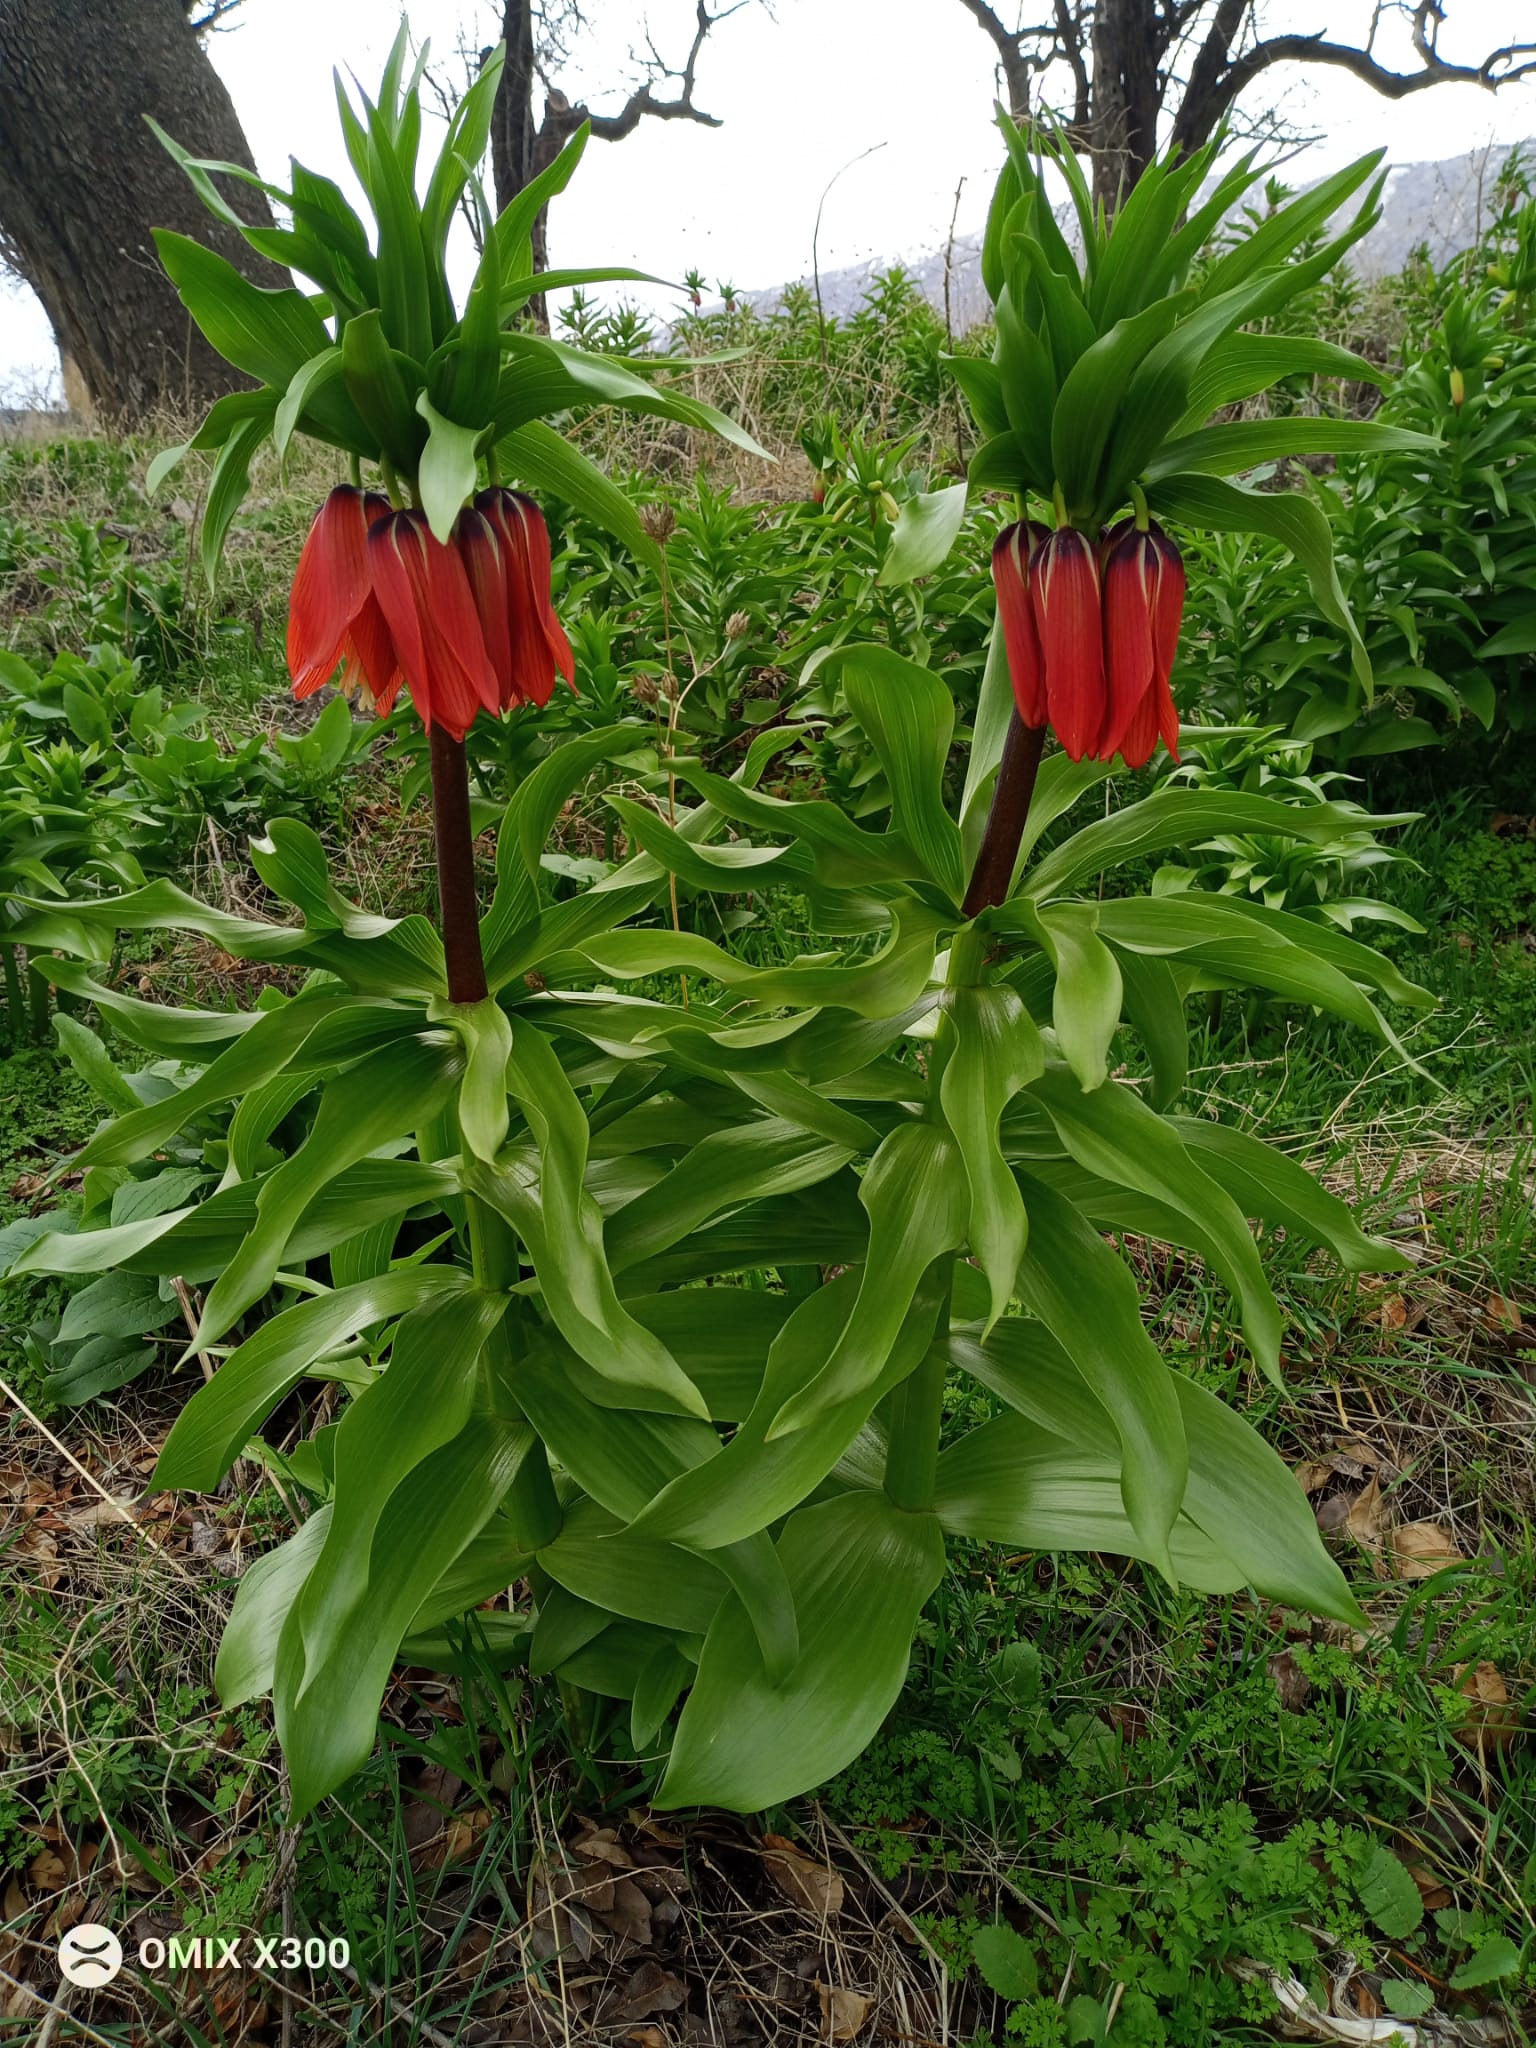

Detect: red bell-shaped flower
[287,486,399,708]
[366,508,500,742]
[1031,527,1104,762]
[992,520,1048,727]
[474,488,576,709]
[1099,521,1159,767]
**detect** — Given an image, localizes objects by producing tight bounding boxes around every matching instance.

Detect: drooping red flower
[366,508,500,742]
[287,486,399,709]
[992,520,1048,727]
[1030,527,1104,762]
[990,515,1185,768]
[475,488,575,709]
[1099,521,1159,767]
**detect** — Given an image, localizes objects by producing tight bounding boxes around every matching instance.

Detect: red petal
[1149,525,1185,763]
[992,521,1047,726]
[479,488,569,708]
[287,485,373,696]
[507,491,576,688]
[1098,529,1158,763]
[367,510,493,739]
[1031,528,1104,762]
[457,507,516,708]
[340,591,400,713]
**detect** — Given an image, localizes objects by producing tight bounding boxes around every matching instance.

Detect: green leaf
[1379,1981,1435,2019]
[279,1408,531,1815]
[879,483,968,586]
[59,1273,179,1345]
[445,996,513,1163]
[480,722,657,968]
[193,1033,461,1348]
[217,1507,333,1708]
[341,307,424,472]
[494,334,766,456]
[416,390,483,544]
[541,1497,728,1634]
[365,100,432,363]
[628,1268,948,1550]
[1024,791,1395,903]
[831,644,966,902]
[939,987,1040,1328]
[1012,1172,1186,1575]
[154,1267,473,1492]
[495,419,661,572]
[493,122,590,278]
[1145,418,1435,483]
[1035,903,1123,1093]
[656,1490,945,1810]
[275,346,347,462]
[1114,950,1186,1110]
[477,1026,709,1416]
[1480,609,1536,659]
[1170,1117,1405,1274]
[604,1120,859,1276]
[201,414,270,587]
[51,1013,141,1114]
[1357,1844,1424,1940]
[1030,1067,1283,1382]
[767,1123,969,1436]
[1052,294,1191,519]
[73,992,368,1170]
[1448,1937,1522,1990]
[153,228,332,385]
[1172,333,1384,433]
[973,1923,1040,2002]
[579,902,948,1021]
[1147,471,1369,692]
[43,1337,159,1407]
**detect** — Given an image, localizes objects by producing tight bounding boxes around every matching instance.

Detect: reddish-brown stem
[428,724,488,1004]
[961,714,1048,919]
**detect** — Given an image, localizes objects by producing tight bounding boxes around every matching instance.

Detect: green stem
[2,943,22,1044]
[428,725,489,1005]
[27,955,51,1042]
[881,1266,954,1514]
[961,713,1047,919]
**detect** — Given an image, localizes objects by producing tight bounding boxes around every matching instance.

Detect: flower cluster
[992,519,1186,769]
[287,485,575,741]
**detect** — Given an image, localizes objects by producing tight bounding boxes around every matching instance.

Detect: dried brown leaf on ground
[1454,1661,1521,1756]
[1269,1649,1313,1711]
[762,1834,845,1918]
[816,1981,873,2040]
[1344,1474,1389,1551]
[1389,1521,1463,1578]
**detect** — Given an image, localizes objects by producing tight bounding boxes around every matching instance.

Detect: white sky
[3,0,1535,399]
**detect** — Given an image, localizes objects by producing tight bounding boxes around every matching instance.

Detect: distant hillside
[734,142,1529,333]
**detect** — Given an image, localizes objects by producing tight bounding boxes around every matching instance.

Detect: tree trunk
[0,0,275,419]
[1090,0,1163,211]
[490,0,550,275]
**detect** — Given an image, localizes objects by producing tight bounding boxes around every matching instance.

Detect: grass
[2,424,1535,2043]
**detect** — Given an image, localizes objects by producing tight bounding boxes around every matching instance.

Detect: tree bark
[0,0,275,419]
[489,0,553,279]
[1089,0,1163,209]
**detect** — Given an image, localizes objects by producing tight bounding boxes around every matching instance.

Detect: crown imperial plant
[3,46,1440,1819]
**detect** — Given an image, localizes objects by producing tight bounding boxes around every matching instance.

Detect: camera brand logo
[56,1924,124,1987]
[55,1924,351,1986]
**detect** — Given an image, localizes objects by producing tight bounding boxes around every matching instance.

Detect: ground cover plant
[1,33,1534,2048]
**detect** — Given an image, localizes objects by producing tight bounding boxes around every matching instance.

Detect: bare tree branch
[186,0,245,33]
[954,0,1536,204]
[577,0,746,139]
[1173,8,1536,153]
